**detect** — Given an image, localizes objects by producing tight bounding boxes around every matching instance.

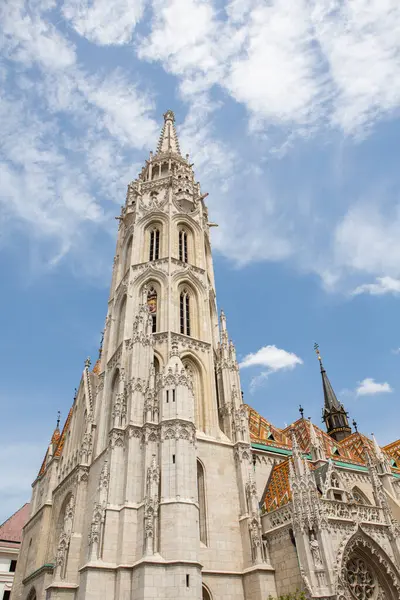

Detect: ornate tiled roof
[263,459,291,512]
[37,407,73,478]
[339,432,374,463]
[247,405,399,473]
[382,438,400,467]
[54,408,73,457]
[247,405,290,448]
[0,503,30,543]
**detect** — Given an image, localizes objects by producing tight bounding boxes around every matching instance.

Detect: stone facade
[10,112,400,600]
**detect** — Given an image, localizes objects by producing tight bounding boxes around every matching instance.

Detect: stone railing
[322,499,385,524]
[261,503,292,531]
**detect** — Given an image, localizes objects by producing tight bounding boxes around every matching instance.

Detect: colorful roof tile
[263,459,291,512]
[37,407,73,478]
[247,405,290,448]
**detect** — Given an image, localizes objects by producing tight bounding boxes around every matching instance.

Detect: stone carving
[108,429,125,449]
[80,431,93,465]
[55,495,75,580]
[310,532,323,568]
[88,461,109,560]
[112,391,127,427]
[144,455,160,555]
[170,332,210,353]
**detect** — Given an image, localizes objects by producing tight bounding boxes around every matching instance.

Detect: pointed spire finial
[85,357,91,369]
[299,405,304,419]
[56,410,61,429]
[163,109,175,122]
[352,419,358,433]
[156,110,181,155]
[314,342,323,371]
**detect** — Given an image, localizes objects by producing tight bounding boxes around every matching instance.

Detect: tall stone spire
[314,343,351,442]
[156,109,181,155]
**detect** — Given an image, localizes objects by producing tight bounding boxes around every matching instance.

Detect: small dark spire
[314,343,351,442]
[74,388,78,400]
[352,419,358,433]
[299,405,304,419]
[99,329,104,357]
[56,410,61,429]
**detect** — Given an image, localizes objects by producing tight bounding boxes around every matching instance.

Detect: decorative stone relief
[88,461,109,560]
[55,495,75,580]
[144,455,160,555]
[309,532,323,568]
[80,431,93,465]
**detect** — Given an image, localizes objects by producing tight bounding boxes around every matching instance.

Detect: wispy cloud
[352,277,400,296]
[239,344,303,391]
[356,378,393,396]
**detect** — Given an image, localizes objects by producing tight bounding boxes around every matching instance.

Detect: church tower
[11,111,277,600]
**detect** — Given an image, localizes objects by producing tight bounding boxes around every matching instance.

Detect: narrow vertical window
[180,289,191,336]
[149,230,154,261]
[117,296,127,346]
[179,230,188,263]
[172,389,176,402]
[149,228,160,261]
[197,460,207,545]
[147,287,157,333]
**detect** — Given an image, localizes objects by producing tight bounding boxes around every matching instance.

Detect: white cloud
[334,204,400,283]
[239,345,303,393]
[239,345,303,371]
[356,378,393,396]
[62,0,147,45]
[352,276,400,296]
[0,0,76,70]
[140,0,400,135]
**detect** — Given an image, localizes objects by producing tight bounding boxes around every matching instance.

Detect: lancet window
[179,229,188,263]
[147,287,158,333]
[180,289,191,336]
[149,228,160,261]
[197,460,207,545]
[123,235,132,275]
[117,295,127,347]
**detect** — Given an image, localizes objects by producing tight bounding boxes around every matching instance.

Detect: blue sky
[1,0,400,522]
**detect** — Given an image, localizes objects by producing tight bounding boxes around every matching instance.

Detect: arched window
[149,227,160,261]
[352,487,371,505]
[147,287,158,333]
[179,229,188,263]
[27,587,37,600]
[202,585,212,600]
[109,370,120,431]
[117,295,127,347]
[154,356,160,376]
[180,289,191,336]
[197,460,207,545]
[123,236,133,274]
[183,358,204,431]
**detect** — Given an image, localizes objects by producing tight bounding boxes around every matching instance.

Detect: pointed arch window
[123,235,133,274]
[197,460,207,545]
[147,287,158,333]
[149,228,160,261]
[180,289,191,336]
[117,295,127,347]
[179,229,188,263]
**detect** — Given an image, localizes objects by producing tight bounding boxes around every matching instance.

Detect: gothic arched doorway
[202,584,212,600]
[338,530,400,600]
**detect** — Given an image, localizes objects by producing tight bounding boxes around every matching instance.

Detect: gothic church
[11,112,400,600]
